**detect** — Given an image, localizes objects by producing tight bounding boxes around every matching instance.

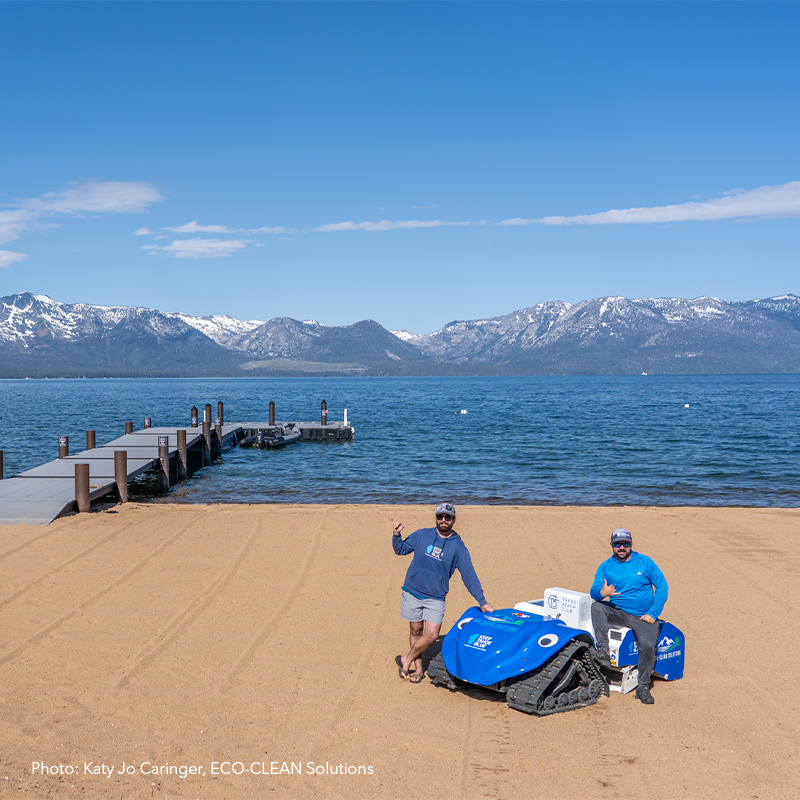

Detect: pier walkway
[0,424,241,525]
[0,409,353,525]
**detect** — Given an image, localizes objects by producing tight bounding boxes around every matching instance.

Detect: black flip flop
[395,655,410,679]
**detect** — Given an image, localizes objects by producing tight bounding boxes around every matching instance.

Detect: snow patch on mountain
[390,329,420,341]
[175,313,264,348]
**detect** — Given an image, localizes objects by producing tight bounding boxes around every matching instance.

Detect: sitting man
[590,528,669,705]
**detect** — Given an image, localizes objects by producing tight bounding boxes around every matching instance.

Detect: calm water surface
[0,375,798,507]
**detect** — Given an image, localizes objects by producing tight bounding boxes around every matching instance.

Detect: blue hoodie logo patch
[426,545,444,561]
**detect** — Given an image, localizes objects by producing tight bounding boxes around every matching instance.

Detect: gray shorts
[401,590,446,625]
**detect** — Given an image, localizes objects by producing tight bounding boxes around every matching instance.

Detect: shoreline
[1,502,797,799]
[152,498,800,509]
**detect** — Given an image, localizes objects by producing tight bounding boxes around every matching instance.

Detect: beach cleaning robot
[428,587,684,715]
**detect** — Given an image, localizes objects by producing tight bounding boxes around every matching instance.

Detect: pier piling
[86,430,96,450]
[144,417,152,429]
[202,421,212,466]
[218,401,224,426]
[75,463,90,512]
[269,401,275,426]
[0,450,3,480]
[177,429,187,481]
[58,435,69,459]
[125,421,133,434]
[191,406,199,427]
[114,451,128,503]
[158,435,169,492]
[321,400,328,426]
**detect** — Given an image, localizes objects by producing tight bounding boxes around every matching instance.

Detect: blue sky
[1,2,798,333]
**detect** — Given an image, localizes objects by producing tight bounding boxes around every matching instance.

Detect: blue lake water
[0,375,798,507]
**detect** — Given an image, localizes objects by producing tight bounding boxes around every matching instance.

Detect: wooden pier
[0,402,354,526]
[0,424,239,526]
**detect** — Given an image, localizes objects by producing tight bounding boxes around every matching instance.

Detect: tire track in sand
[282,530,400,800]
[457,684,513,798]
[0,518,196,668]
[221,508,327,692]
[0,523,136,609]
[453,514,547,800]
[575,709,651,798]
[0,527,62,562]
[114,522,261,689]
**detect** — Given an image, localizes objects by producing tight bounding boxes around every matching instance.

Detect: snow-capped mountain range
[2,292,799,376]
[0,293,265,348]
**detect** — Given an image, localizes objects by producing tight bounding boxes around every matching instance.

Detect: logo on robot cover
[465,634,493,651]
[629,634,682,657]
[484,614,526,626]
[657,634,680,653]
[547,596,559,609]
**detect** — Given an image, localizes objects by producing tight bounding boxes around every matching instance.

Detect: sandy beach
[0,502,798,799]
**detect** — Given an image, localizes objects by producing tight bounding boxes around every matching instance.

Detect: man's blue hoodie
[393,527,487,606]
[590,551,668,619]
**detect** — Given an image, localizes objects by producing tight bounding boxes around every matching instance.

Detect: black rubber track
[428,641,609,717]
[506,640,609,716]
[427,652,457,690]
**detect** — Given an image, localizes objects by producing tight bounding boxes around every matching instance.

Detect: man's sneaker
[635,686,655,704]
[591,648,612,668]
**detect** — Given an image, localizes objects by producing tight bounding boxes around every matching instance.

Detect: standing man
[590,528,669,705]
[392,502,494,683]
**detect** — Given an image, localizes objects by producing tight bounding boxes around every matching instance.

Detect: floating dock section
[238,422,354,442]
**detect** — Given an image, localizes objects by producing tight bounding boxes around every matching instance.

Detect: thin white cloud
[21,180,163,215]
[134,227,152,236]
[166,221,232,234]
[0,180,163,249]
[0,209,36,246]
[0,249,28,268]
[314,219,482,232]
[500,181,800,226]
[241,225,287,234]
[158,222,288,235]
[412,204,438,210]
[143,238,250,259]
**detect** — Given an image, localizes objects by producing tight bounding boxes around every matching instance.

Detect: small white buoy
[460,409,468,415]
[684,404,690,408]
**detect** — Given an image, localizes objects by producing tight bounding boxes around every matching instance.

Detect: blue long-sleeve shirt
[590,551,668,619]
[393,527,487,606]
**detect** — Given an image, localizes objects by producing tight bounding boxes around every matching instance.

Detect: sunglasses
[436,514,454,521]
[612,541,631,548]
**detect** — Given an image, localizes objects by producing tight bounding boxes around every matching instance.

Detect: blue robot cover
[612,620,685,680]
[441,607,595,688]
